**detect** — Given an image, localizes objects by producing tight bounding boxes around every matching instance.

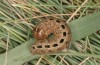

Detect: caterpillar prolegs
[31,18,71,55]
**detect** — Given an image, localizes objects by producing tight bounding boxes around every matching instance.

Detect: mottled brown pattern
[31,18,71,55]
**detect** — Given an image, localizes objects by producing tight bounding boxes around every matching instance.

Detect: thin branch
[4,32,9,65]
[67,0,89,23]
[78,57,90,65]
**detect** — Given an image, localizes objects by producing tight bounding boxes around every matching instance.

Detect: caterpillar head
[33,27,47,40]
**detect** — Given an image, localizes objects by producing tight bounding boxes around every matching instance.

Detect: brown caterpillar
[31,18,71,55]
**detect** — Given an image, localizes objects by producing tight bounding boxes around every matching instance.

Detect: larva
[31,18,71,55]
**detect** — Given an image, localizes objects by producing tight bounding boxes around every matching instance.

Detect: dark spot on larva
[37,45,42,48]
[32,46,35,49]
[61,25,65,29]
[56,20,60,23]
[60,39,64,43]
[63,32,66,36]
[53,44,58,47]
[45,45,50,48]
[50,18,53,20]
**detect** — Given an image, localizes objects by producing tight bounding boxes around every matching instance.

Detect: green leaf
[0,12,100,65]
[69,12,100,41]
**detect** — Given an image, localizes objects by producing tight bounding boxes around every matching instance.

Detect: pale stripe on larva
[31,18,71,55]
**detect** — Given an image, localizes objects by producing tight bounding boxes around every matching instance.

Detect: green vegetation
[0,0,100,65]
